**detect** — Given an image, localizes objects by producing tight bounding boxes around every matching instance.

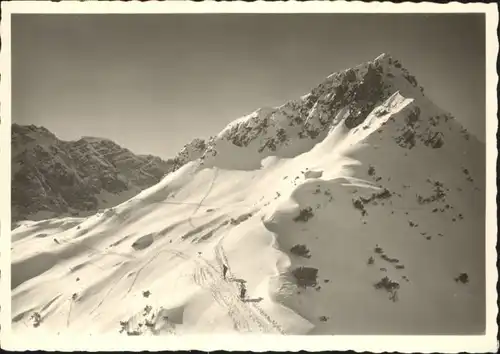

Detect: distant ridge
[11,124,175,223]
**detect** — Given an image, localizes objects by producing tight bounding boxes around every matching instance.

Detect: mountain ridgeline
[172,53,480,172]
[11,125,177,223]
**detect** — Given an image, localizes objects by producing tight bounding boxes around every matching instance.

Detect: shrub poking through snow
[319,316,329,322]
[375,276,399,291]
[143,305,152,316]
[455,273,469,284]
[380,254,399,263]
[144,320,155,329]
[423,131,445,149]
[304,170,323,179]
[404,74,419,88]
[31,312,42,328]
[292,266,319,288]
[293,207,314,222]
[119,321,128,333]
[367,256,375,265]
[394,126,417,149]
[276,128,288,144]
[428,115,440,126]
[119,319,143,336]
[405,107,421,127]
[357,188,393,209]
[374,276,400,302]
[418,181,446,205]
[368,165,376,176]
[290,244,312,258]
[230,212,254,225]
[352,198,367,216]
[374,188,392,200]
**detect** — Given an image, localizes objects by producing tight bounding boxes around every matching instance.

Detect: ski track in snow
[188,167,219,229]
[190,238,284,334]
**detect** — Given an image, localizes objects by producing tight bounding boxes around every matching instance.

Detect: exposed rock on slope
[11,124,175,223]
[11,54,486,337]
[169,138,207,170]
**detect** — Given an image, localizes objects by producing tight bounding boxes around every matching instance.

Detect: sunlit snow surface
[11,56,486,336]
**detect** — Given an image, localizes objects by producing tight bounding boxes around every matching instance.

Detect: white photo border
[0,1,497,352]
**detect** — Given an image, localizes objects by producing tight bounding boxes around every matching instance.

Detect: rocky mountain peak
[188,53,462,172]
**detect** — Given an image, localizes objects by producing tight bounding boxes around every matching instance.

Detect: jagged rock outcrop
[11,53,486,336]
[169,138,207,170]
[11,124,175,223]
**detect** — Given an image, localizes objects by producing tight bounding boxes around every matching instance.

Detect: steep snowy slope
[10,54,485,336]
[11,125,176,224]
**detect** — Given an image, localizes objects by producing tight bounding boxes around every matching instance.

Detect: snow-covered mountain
[11,53,485,337]
[11,124,177,224]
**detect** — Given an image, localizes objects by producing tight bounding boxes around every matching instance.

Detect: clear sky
[12,14,485,159]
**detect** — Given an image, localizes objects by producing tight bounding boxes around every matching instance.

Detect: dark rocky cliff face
[11,124,175,223]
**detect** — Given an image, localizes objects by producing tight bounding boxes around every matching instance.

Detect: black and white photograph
[0,1,497,352]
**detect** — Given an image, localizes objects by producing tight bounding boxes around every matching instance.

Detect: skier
[222,264,228,280]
